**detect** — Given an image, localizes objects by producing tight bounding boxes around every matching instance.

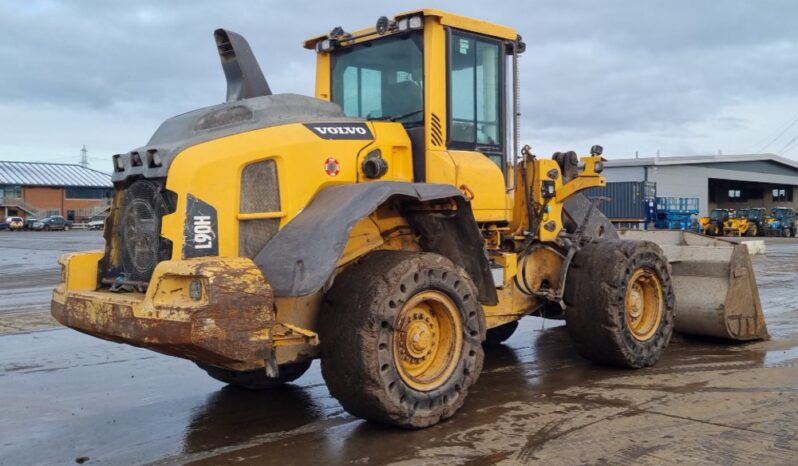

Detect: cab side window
[448,31,503,165]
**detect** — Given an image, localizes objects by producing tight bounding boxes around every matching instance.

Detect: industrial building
[603,153,798,216]
[0,161,113,222]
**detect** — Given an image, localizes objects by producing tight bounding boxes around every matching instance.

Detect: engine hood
[110,93,358,183]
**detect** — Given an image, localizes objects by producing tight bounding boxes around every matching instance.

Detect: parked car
[24,218,38,230]
[5,216,24,231]
[0,220,8,231]
[32,216,73,231]
[87,215,106,230]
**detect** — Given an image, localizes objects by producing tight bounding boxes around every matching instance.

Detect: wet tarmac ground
[1,232,798,465]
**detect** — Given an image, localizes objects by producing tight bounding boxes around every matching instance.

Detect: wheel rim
[393,290,463,391]
[624,268,664,341]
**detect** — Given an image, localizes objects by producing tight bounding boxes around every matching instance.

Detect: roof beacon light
[376,16,390,35]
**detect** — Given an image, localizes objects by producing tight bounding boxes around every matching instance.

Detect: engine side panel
[159,121,413,262]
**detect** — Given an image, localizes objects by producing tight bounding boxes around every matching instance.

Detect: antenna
[80,145,88,168]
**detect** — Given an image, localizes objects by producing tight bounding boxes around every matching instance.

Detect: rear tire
[198,361,311,389]
[319,251,485,428]
[484,320,519,346]
[564,240,675,368]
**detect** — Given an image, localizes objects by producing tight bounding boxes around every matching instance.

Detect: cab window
[331,32,424,125]
[448,30,503,164]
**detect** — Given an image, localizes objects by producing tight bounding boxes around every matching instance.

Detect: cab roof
[303,8,519,49]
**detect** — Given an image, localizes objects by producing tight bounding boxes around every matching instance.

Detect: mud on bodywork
[52,253,317,372]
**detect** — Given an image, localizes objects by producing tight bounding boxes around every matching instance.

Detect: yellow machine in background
[700,208,732,235]
[52,9,766,428]
[724,209,748,236]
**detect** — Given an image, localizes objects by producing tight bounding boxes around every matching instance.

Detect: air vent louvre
[430,113,443,147]
[239,160,281,257]
[240,160,280,213]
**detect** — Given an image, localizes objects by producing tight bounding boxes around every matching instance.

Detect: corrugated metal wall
[584,181,656,220]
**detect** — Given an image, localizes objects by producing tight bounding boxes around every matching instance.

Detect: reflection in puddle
[183,384,323,454]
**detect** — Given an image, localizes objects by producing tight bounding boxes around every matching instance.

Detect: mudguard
[255,181,499,305]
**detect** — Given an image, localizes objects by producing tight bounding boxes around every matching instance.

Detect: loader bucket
[618,230,768,341]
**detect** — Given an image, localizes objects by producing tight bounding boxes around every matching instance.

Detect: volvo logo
[303,122,374,140]
[314,126,368,136]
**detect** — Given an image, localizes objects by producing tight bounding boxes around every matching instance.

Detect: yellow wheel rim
[393,290,462,391]
[624,268,664,341]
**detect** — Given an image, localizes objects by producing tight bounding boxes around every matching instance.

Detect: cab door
[444,29,509,223]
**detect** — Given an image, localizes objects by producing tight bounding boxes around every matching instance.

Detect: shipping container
[583,181,656,222]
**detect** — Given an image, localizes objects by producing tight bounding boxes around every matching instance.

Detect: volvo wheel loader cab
[52,9,767,429]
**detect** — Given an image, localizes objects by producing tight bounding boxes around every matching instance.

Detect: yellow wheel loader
[52,9,767,428]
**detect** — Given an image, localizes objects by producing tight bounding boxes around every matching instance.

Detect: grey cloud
[1,0,797,162]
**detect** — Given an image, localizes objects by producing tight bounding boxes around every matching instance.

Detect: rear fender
[254,181,498,305]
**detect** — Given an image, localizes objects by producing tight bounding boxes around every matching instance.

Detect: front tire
[564,240,675,368]
[198,361,311,389]
[320,251,485,428]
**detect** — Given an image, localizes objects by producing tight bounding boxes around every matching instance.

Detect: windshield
[773,208,792,218]
[735,209,748,218]
[331,32,424,124]
[749,209,763,220]
[710,210,725,220]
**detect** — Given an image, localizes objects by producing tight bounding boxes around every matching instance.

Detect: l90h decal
[184,194,219,257]
[304,122,374,140]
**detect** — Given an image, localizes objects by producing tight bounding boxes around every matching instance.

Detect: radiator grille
[239,160,281,258]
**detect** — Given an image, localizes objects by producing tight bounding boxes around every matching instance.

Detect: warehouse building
[0,161,113,222]
[603,153,798,216]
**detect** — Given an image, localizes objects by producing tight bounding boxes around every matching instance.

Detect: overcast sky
[3,0,798,171]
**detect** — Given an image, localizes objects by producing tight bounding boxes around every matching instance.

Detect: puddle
[764,344,798,366]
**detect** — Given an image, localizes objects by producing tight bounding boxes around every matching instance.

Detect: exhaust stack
[214,29,271,101]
